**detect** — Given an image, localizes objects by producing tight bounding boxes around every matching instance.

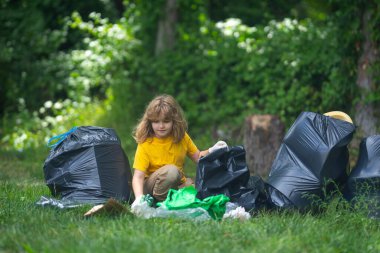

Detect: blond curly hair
[133,94,188,143]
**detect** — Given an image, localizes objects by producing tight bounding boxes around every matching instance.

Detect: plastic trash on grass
[196,146,270,212]
[223,202,251,221]
[36,196,81,209]
[131,194,212,221]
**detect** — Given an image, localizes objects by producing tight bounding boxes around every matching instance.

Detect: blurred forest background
[0,0,379,162]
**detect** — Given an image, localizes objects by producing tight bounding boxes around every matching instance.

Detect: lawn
[1,156,380,253]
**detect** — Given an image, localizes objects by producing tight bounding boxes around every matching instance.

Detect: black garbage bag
[196,146,249,199]
[41,126,132,208]
[195,146,269,212]
[344,135,380,218]
[234,176,271,212]
[267,112,356,209]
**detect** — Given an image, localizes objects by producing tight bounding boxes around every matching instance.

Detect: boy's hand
[131,195,144,213]
[208,141,228,153]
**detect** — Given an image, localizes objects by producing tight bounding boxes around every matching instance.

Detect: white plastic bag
[223,202,251,221]
[131,196,211,221]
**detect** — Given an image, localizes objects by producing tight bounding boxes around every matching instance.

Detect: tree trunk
[355,8,378,137]
[113,0,124,17]
[155,0,178,55]
[244,115,285,178]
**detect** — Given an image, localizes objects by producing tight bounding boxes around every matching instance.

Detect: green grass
[1,157,380,253]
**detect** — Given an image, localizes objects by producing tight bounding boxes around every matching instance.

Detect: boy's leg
[143,164,182,201]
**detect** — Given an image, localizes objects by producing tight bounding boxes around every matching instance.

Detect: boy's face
[151,113,173,139]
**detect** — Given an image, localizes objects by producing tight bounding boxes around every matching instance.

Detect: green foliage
[0,10,138,155]
[329,0,380,115]
[1,98,105,162]
[0,1,68,114]
[114,14,356,144]
[0,0,133,156]
[205,0,331,26]
[67,12,138,101]
[0,0,120,116]
[1,0,378,155]
[126,0,166,55]
[238,18,355,122]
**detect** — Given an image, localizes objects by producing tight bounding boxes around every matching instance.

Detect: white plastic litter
[223,202,251,221]
[131,195,144,212]
[130,198,158,218]
[36,196,82,209]
[208,140,228,153]
[131,197,212,221]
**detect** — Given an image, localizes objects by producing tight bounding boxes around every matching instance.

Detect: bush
[0,12,138,156]
[113,16,355,144]
[0,6,360,155]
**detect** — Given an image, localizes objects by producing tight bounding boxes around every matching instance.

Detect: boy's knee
[152,165,181,201]
[164,165,181,183]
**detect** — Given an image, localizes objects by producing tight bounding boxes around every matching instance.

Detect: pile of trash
[37,111,380,220]
[129,186,250,221]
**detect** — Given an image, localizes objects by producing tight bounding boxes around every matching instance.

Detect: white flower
[44,101,53,108]
[56,115,63,122]
[54,102,63,110]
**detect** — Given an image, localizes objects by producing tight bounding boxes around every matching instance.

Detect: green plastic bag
[157,186,230,220]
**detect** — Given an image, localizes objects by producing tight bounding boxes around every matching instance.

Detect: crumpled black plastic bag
[195,146,269,212]
[267,112,356,209]
[344,135,380,218]
[234,176,271,212]
[195,146,249,198]
[41,126,132,208]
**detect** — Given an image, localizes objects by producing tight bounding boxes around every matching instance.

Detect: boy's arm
[189,141,228,163]
[189,150,209,163]
[132,169,145,198]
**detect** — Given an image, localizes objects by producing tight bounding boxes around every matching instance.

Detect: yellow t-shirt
[133,132,198,182]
